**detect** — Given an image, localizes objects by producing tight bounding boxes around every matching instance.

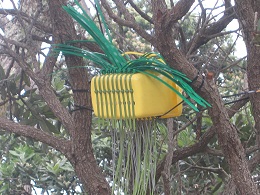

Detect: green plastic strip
[93,76,101,128]
[124,74,132,129]
[97,75,105,125]
[101,75,109,118]
[119,74,128,127]
[112,125,126,193]
[129,74,135,130]
[111,74,117,128]
[115,74,123,128]
[106,74,114,125]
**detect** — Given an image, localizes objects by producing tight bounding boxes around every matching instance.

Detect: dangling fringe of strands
[110,119,158,195]
[93,74,158,194]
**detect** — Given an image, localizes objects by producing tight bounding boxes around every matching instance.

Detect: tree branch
[187,5,235,54]
[166,0,195,28]
[191,165,229,179]
[127,0,153,24]
[0,117,71,155]
[220,178,236,195]
[0,9,52,34]
[248,152,260,171]
[162,119,176,195]
[1,47,75,134]
[155,125,215,184]
[31,35,52,44]
[100,0,155,44]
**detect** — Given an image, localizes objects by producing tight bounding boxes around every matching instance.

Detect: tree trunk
[234,0,260,172]
[152,0,259,194]
[47,0,111,194]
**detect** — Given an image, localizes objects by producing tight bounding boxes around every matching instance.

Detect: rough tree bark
[46,0,111,194]
[235,0,260,173]
[151,0,259,194]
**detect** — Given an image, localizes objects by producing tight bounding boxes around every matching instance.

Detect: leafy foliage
[0,136,81,194]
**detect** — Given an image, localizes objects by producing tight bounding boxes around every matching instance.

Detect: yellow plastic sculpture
[91,72,183,119]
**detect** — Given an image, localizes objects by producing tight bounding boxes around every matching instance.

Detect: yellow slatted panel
[91,72,182,119]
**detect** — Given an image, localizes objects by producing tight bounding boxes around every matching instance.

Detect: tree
[0,0,260,194]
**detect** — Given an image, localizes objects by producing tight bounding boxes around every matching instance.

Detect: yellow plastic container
[91,72,182,119]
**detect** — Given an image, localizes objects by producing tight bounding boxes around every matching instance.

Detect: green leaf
[23,109,31,119]
[156,122,167,138]
[52,76,65,91]
[9,150,20,157]
[0,184,9,193]
[38,175,51,182]
[24,152,35,162]
[212,182,223,194]
[7,81,17,95]
[39,119,60,134]
[177,128,195,147]
[22,88,37,97]
[12,102,21,118]
[240,124,251,132]
[52,163,60,175]
[41,105,55,118]
[39,120,50,133]
[0,64,5,80]
[0,87,7,100]
[23,73,31,87]
[20,117,38,126]
[60,163,74,172]
[235,114,243,128]
[257,19,260,32]
[45,120,60,134]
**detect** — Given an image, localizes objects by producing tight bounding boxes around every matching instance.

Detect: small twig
[127,0,153,24]
[100,0,155,44]
[173,114,199,138]
[221,56,246,72]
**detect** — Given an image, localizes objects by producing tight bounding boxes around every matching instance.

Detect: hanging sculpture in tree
[54,1,210,194]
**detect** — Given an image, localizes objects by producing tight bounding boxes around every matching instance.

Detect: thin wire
[224,96,249,105]
[72,89,90,93]
[72,104,93,112]
[222,89,260,98]
[95,5,104,35]
[156,100,184,118]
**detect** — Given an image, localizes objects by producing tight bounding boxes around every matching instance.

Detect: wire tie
[72,89,90,93]
[191,71,200,84]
